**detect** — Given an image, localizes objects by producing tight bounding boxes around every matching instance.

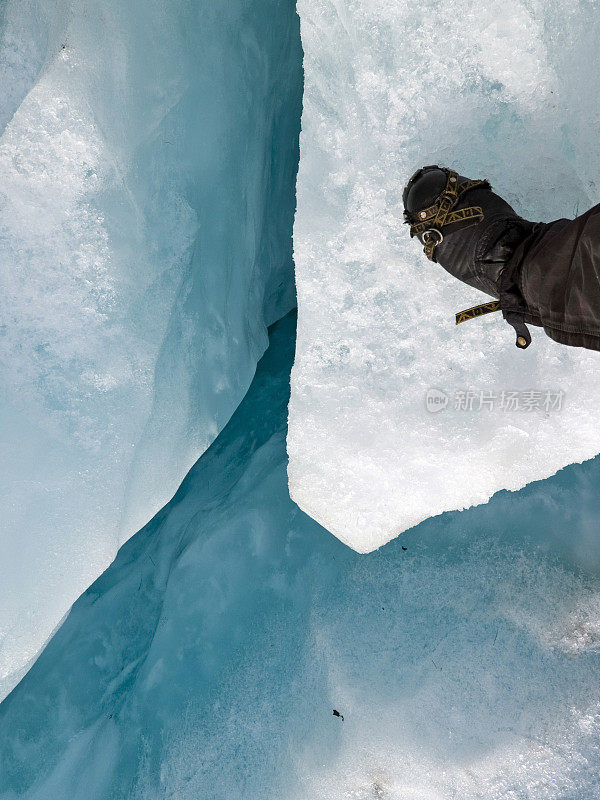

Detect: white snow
[289,0,600,553]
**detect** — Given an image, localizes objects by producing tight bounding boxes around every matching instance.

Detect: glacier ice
[288,0,600,553]
[0,0,302,699]
[3,312,600,799]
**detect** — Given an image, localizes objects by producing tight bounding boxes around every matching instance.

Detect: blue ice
[2,312,600,799]
[0,0,302,699]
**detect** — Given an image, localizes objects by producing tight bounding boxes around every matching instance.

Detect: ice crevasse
[0,0,302,699]
[2,0,600,796]
[3,312,600,799]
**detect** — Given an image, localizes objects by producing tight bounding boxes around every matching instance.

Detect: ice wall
[3,311,600,799]
[0,0,302,699]
[289,0,600,552]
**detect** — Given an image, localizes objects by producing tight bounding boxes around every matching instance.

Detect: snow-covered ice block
[0,0,301,700]
[289,0,600,553]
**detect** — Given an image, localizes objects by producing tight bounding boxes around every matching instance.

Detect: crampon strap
[405,169,489,261]
[455,300,531,348]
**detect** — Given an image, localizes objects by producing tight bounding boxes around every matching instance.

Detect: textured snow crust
[3,314,600,799]
[0,0,301,700]
[289,0,600,552]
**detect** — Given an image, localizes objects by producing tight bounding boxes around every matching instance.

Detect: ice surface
[0,0,302,699]
[3,312,600,799]
[288,0,600,552]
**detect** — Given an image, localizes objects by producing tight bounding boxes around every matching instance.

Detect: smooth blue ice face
[2,310,600,800]
[0,0,302,699]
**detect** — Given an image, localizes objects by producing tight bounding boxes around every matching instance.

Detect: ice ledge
[288,0,600,553]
